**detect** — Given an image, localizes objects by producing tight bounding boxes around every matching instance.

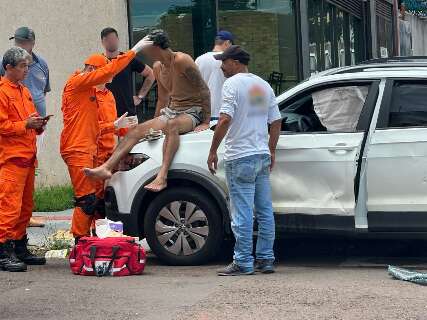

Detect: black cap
[9,27,35,41]
[214,45,250,65]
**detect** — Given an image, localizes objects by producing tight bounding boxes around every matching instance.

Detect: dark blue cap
[216,30,234,43]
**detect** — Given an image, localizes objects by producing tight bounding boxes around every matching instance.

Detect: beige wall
[0,0,129,187]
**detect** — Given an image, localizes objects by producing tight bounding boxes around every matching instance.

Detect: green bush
[34,185,74,212]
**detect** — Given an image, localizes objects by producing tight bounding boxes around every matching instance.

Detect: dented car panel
[272,132,364,216]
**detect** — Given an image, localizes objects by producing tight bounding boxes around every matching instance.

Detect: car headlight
[117,153,150,171]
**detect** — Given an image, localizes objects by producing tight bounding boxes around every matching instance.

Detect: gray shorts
[159,106,203,129]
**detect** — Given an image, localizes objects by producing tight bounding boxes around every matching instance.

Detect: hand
[26,113,44,130]
[194,123,209,133]
[133,96,143,106]
[114,112,138,129]
[127,116,138,128]
[207,151,218,175]
[131,36,153,53]
[270,153,275,172]
[42,114,53,127]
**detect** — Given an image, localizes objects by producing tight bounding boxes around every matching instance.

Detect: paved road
[1,239,427,320]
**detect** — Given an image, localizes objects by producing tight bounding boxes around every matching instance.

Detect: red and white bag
[69,237,146,276]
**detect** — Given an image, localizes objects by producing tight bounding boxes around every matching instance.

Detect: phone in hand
[42,114,54,121]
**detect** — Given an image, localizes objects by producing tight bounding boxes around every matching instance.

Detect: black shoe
[254,259,275,274]
[217,262,254,276]
[14,235,46,265]
[0,241,27,272]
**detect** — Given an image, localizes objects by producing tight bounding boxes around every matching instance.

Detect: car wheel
[144,187,224,265]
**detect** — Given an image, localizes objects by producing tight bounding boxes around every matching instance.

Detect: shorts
[159,106,203,129]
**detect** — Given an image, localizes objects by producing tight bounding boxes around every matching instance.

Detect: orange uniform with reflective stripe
[0,77,40,243]
[0,78,38,166]
[60,50,136,238]
[60,50,136,166]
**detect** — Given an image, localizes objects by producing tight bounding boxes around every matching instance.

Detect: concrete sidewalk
[28,209,72,246]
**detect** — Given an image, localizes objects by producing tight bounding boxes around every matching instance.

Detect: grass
[34,184,74,212]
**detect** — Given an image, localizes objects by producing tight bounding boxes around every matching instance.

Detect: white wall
[0,0,129,186]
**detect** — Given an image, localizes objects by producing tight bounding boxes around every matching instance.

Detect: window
[308,0,364,74]
[128,0,217,120]
[387,81,427,128]
[217,0,298,91]
[279,84,370,133]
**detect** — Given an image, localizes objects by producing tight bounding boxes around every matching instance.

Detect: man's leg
[0,164,28,243]
[218,156,257,276]
[144,114,194,192]
[254,154,275,273]
[84,117,167,180]
[0,163,28,272]
[68,165,97,239]
[13,166,46,265]
[13,166,35,240]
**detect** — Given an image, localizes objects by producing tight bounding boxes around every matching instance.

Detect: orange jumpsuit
[94,88,117,220]
[60,50,136,238]
[0,77,41,243]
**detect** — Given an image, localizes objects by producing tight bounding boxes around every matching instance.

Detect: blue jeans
[225,153,275,270]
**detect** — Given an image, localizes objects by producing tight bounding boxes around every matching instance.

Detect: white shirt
[195,51,225,127]
[220,73,281,161]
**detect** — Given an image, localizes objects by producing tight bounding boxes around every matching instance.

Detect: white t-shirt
[195,51,225,127]
[220,73,281,161]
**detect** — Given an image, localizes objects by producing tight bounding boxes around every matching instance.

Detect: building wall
[219,11,281,81]
[0,0,129,187]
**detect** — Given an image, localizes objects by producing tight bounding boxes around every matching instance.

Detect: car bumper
[104,186,139,237]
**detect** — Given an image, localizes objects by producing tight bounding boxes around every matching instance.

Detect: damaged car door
[271,81,379,229]
[367,79,427,231]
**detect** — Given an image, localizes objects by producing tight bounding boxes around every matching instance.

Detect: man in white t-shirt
[207,45,282,276]
[195,31,233,128]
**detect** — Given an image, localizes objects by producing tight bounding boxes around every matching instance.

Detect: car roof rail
[360,56,427,64]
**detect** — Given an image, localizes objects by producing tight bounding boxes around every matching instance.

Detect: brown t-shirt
[153,52,210,120]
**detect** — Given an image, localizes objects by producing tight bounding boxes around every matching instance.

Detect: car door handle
[328,143,355,152]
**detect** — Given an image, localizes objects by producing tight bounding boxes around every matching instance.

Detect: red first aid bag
[69,236,146,276]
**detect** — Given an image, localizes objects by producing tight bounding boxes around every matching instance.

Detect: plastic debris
[388,265,427,285]
[45,249,70,259]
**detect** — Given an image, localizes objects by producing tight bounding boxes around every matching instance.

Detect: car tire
[144,187,224,265]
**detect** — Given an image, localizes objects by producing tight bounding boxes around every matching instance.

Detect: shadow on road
[145,237,427,269]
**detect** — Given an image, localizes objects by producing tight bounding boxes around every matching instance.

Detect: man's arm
[71,51,136,92]
[44,68,51,95]
[136,66,155,98]
[40,57,51,94]
[0,92,42,136]
[267,87,282,171]
[207,113,231,174]
[177,55,211,126]
[268,119,281,171]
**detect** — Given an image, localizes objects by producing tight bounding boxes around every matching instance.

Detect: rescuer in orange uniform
[0,47,51,272]
[92,61,137,225]
[60,37,153,241]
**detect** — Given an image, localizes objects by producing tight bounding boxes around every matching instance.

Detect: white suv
[105,62,427,265]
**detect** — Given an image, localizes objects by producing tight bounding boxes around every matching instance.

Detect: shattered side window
[389,82,427,128]
[312,86,369,132]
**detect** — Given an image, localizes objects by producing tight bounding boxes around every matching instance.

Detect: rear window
[388,82,427,128]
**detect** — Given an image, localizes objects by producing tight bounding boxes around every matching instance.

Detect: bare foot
[28,217,46,228]
[144,177,167,192]
[83,166,112,181]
